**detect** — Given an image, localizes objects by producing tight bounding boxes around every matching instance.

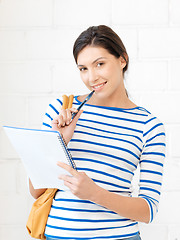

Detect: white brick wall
[139,28,180,58]
[0,0,179,239]
[0,0,53,27]
[54,0,111,27]
[0,31,27,60]
[112,0,169,25]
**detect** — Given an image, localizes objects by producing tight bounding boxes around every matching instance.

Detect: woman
[29,25,166,240]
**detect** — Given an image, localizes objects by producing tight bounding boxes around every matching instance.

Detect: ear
[119,54,128,69]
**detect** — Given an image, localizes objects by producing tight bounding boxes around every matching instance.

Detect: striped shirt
[42,95,166,240]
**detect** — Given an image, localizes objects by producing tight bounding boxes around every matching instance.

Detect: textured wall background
[0,0,180,239]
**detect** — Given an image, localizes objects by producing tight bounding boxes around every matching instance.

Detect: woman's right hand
[51,108,83,145]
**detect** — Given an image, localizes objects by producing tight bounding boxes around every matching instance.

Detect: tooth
[94,83,103,89]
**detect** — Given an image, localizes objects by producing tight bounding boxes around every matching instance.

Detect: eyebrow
[77,57,107,67]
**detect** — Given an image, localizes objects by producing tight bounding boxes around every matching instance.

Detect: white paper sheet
[3,126,73,190]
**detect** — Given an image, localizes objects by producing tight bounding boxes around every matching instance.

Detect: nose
[88,69,98,84]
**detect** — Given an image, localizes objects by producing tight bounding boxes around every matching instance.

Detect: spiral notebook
[3,126,76,190]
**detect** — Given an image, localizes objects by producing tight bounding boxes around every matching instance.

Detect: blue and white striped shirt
[42,95,166,240]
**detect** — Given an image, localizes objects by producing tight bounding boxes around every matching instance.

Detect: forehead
[77,46,112,65]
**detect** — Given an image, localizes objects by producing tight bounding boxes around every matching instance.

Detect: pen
[71,90,95,120]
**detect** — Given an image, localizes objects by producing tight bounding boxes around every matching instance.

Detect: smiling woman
[29,25,166,240]
[74,25,130,108]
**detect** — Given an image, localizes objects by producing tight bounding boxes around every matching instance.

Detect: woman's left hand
[57,162,99,201]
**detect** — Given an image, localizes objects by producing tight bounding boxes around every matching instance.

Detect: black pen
[71,90,95,120]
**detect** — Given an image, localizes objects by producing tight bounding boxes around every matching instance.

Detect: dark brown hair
[73,25,129,74]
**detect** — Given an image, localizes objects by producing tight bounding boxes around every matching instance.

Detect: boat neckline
[75,95,141,111]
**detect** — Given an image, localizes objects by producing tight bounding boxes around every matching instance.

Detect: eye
[79,67,87,72]
[97,62,104,67]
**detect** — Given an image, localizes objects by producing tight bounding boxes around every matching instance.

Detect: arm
[137,117,166,223]
[29,178,47,199]
[28,100,57,198]
[58,162,150,223]
[28,149,57,199]
[28,98,81,199]
[91,185,150,223]
[91,117,166,224]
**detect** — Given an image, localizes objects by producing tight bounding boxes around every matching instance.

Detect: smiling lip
[92,82,107,91]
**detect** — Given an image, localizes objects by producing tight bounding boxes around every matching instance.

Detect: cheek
[101,68,114,81]
[107,65,122,80]
[80,73,89,85]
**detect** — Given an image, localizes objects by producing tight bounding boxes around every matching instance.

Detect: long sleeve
[41,98,62,130]
[138,116,166,223]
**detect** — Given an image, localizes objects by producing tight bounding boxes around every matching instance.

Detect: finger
[66,109,72,125]
[52,116,62,130]
[58,174,75,190]
[52,115,66,128]
[57,161,78,177]
[70,108,78,113]
[60,109,67,126]
[57,114,65,127]
[52,118,59,125]
[63,180,76,192]
[72,110,83,122]
[68,110,83,127]
[69,108,78,120]
[59,174,76,184]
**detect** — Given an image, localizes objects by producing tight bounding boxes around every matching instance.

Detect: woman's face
[77,46,126,101]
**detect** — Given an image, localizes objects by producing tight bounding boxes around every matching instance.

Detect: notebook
[3,126,76,190]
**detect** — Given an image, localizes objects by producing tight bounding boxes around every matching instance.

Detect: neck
[90,80,133,108]
[80,81,137,109]
[89,90,129,109]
